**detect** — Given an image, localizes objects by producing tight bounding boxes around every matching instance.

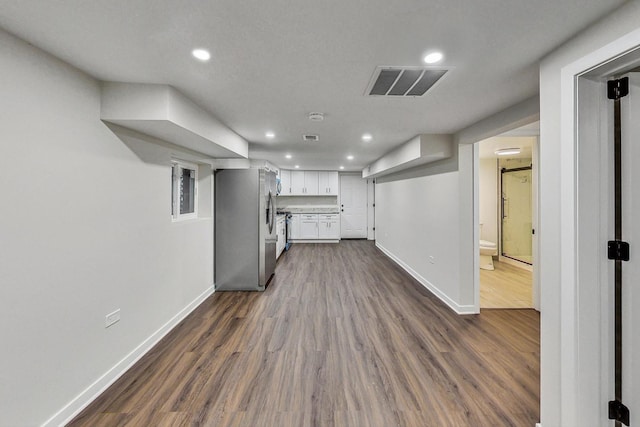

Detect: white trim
[498,255,533,272]
[43,285,215,427]
[289,239,340,244]
[472,143,480,313]
[557,26,640,427]
[376,242,477,315]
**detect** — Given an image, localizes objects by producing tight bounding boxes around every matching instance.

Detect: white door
[619,72,640,421]
[340,174,367,238]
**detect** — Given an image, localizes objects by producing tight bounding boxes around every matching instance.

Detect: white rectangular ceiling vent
[302,134,319,142]
[366,66,448,97]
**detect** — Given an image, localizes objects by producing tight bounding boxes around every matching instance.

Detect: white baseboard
[290,239,339,244]
[43,285,215,427]
[376,243,477,315]
[535,423,541,427]
[498,254,533,272]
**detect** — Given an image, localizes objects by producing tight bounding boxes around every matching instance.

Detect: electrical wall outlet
[429,255,435,264]
[105,309,121,328]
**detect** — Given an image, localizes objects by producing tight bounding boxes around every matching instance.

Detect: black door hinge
[609,399,630,426]
[608,77,629,100]
[608,240,630,261]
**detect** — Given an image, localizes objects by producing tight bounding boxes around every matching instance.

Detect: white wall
[479,158,498,243]
[0,30,215,426]
[539,2,640,425]
[375,144,476,313]
[276,195,338,207]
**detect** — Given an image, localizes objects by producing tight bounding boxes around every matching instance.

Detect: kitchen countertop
[281,205,340,214]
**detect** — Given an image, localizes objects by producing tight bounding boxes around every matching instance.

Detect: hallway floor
[480,260,533,308]
[70,241,540,427]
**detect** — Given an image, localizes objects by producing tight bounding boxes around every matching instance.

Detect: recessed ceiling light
[362,133,372,142]
[339,166,345,170]
[265,131,275,139]
[285,154,292,159]
[308,112,324,122]
[495,148,521,156]
[423,51,443,64]
[192,48,211,61]
[347,155,354,160]
[294,165,300,169]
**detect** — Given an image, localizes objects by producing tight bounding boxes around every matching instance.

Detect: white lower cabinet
[318,214,340,239]
[300,214,319,239]
[290,213,339,241]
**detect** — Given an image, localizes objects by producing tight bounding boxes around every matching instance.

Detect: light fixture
[362,133,372,142]
[265,131,275,139]
[495,148,521,156]
[285,154,292,159]
[192,48,211,61]
[339,166,345,170]
[347,155,354,160]
[308,112,324,122]
[294,165,300,169]
[423,51,443,64]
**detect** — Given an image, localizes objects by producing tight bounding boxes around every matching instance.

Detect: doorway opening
[501,163,532,266]
[476,124,538,309]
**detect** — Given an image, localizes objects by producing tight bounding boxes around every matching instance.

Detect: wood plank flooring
[69,241,539,427]
[480,260,533,308]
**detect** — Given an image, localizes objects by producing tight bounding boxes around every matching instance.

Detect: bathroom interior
[478,124,537,309]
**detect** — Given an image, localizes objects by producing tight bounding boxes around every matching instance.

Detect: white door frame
[472,133,540,311]
[556,30,640,426]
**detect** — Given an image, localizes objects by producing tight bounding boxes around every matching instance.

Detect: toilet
[479,239,498,270]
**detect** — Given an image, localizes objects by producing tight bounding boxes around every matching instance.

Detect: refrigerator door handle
[267,191,275,234]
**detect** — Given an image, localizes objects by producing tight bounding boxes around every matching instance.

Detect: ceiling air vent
[302,134,319,142]
[366,66,448,97]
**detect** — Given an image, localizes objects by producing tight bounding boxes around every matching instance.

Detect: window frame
[171,160,198,222]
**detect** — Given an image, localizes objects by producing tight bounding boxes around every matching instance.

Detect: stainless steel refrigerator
[215,168,277,291]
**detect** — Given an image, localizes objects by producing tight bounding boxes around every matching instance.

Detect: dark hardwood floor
[69,240,540,427]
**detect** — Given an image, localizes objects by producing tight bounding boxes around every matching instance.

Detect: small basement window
[172,160,198,221]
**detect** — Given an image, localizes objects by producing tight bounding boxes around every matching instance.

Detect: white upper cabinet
[284,170,336,196]
[291,171,319,195]
[279,169,291,195]
[304,171,319,195]
[318,172,339,195]
[291,170,305,195]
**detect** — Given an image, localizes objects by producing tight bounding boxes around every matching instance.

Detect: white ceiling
[0,1,625,171]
